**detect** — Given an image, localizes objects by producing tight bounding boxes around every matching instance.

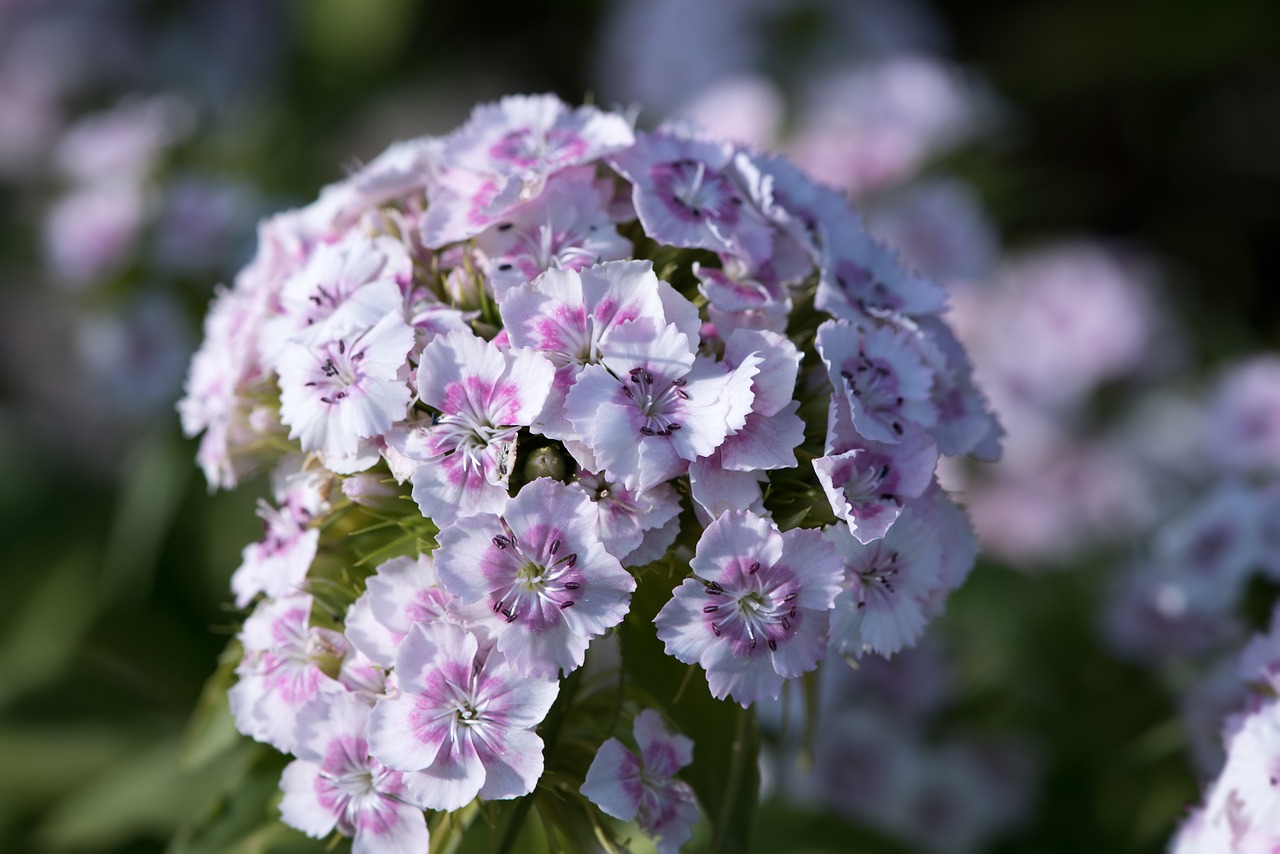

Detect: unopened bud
[523,446,567,483]
[341,472,403,511]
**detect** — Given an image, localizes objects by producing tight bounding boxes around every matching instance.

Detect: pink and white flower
[280,692,429,854]
[609,130,773,267]
[817,317,939,445]
[229,495,320,608]
[580,709,701,854]
[474,166,633,300]
[433,478,635,678]
[344,553,465,669]
[689,328,804,517]
[826,503,946,658]
[500,260,697,441]
[421,94,634,247]
[1171,699,1280,853]
[408,330,555,525]
[564,318,759,492]
[654,510,843,705]
[277,311,415,468]
[814,424,939,545]
[570,470,684,567]
[230,594,349,753]
[264,231,411,363]
[367,621,558,810]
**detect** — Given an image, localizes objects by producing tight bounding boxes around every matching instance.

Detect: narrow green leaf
[100,430,191,604]
[0,549,99,709]
[181,639,244,769]
[36,734,248,850]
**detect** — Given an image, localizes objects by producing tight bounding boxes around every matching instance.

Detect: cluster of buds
[179,93,998,851]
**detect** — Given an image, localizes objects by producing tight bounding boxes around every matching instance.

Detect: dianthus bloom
[367,621,559,810]
[434,477,636,678]
[581,709,701,854]
[180,92,997,851]
[655,509,843,704]
[280,692,429,854]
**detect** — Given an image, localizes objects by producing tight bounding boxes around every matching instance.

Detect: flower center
[845,461,893,505]
[701,561,801,653]
[859,549,900,594]
[308,338,368,406]
[619,367,689,437]
[489,522,582,623]
[652,158,740,223]
[840,349,906,436]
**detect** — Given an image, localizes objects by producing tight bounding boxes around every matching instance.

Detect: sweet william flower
[177,91,1001,851]
[609,129,774,268]
[1171,699,1280,853]
[814,422,939,545]
[277,311,415,468]
[826,503,946,658]
[434,477,636,678]
[230,594,348,753]
[280,692,429,854]
[564,317,759,492]
[263,231,410,364]
[581,709,700,854]
[569,470,684,567]
[474,166,633,301]
[229,496,319,608]
[367,621,558,810]
[408,330,555,525]
[689,328,805,517]
[344,553,464,669]
[655,510,843,705]
[500,260,698,442]
[421,94,635,247]
[817,317,939,445]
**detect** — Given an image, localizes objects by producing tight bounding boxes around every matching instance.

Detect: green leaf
[99,430,192,605]
[619,557,760,853]
[170,745,325,854]
[180,639,244,770]
[0,548,100,709]
[0,725,146,811]
[35,734,251,851]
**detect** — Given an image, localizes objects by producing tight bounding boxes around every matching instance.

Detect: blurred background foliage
[0,0,1278,851]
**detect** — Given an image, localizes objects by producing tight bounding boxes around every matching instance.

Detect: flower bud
[523,446,568,483]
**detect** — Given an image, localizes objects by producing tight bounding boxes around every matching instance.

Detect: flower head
[280,692,430,854]
[655,510,843,705]
[408,330,555,524]
[581,709,700,854]
[434,478,636,678]
[367,621,558,810]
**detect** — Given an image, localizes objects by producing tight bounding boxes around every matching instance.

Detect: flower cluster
[180,93,997,850]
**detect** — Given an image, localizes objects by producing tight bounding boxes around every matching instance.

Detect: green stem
[494,791,537,854]
[494,668,584,854]
[715,703,753,851]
